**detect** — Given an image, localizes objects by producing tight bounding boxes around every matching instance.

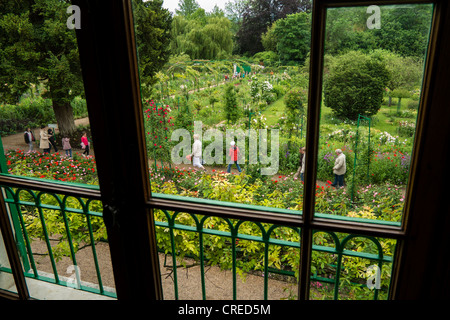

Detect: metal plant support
[351,115,372,202]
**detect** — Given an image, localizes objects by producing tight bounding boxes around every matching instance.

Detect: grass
[262,96,287,126]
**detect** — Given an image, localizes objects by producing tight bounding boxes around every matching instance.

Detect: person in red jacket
[81,132,90,157]
[227,141,242,173]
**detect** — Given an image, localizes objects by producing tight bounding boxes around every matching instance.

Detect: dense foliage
[324,51,390,120]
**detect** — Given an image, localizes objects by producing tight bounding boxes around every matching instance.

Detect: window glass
[1,186,116,300]
[0,227,18,295]
[0,1,98,186]
[310,230,396,300]
[153,208,300,300]
[132,0,312,214]
[314,4,434,225]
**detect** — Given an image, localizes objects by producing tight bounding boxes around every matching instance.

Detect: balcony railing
[0,183,395,300]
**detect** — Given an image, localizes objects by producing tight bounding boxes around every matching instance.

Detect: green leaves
[324,51,389,121]
[170,15,233,60]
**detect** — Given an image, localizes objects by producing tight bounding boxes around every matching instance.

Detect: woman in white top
[39,126,50,154]
[191,134,206,171]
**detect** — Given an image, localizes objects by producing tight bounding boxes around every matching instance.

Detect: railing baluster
[12,189,38,276]
[263,233,269,300]
[168,211,179,299]
[36,193,60,284]
[60,196,81,289]
[85,199,104,294]
[198,217,206,300]
[231,223,237,300]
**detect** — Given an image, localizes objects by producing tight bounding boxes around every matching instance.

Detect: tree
[284,87,306,136]
[270,12,311,65]
[236,0,306,55]
[324,51,390,120]
[0,0,83,136]
[133,0,173,99]
[0,0,172,135]
[370,49,423,107]
[170,15,233,60]
[373,4,434,59]
[176,0,201,17]
[324,7,377,56]
[224,84,239,123]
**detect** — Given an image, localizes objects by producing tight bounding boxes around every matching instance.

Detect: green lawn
[262,96,287,126]
[260,95,417,139]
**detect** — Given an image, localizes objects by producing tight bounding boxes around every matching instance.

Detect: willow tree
[170,14,233,60]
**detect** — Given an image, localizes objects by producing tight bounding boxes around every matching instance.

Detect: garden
[1,55,417,299]
[0,1,430,300]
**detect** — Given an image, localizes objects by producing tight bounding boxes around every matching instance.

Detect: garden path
[1,116,333,185]
[1,117,94,157]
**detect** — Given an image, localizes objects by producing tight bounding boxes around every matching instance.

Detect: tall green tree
[224,84,239,123]
[0,0,172,135]
[236,0,310,55]
[176,0,200,17]
[373,4,433,59]
[0,0,83,136]
[264,12,311,65]
[170,15,233,60]
[133,0,173,99]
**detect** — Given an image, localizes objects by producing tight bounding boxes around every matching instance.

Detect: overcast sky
[162,0,226,14]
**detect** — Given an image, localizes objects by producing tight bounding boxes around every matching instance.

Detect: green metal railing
[0,182,394,300]
[154,209,394,300]
[0,185,116,298]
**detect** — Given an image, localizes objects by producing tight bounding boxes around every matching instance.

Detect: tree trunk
[53,102,76,137]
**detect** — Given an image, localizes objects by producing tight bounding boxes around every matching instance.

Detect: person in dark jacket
[47,128,58,153]
[24,128,35,153]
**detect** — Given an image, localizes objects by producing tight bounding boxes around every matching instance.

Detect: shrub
[397,120,416,137]
[224,84,239,123]
[324,51,390,120]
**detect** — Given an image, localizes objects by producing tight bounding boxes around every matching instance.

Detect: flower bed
[5,149,97,184]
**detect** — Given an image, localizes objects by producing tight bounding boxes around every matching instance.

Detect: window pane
[1,186,116,300]
[310,230,396,300]
[0,1,98,186]
[132,1,311,214]
[314,4,434,224]
[0,227,18,295]
[153,209,300,300]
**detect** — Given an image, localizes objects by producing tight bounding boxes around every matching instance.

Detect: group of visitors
[189,135,241,173]
[293,146,347,188]
[24,126,91,158]
[189,136,346,186]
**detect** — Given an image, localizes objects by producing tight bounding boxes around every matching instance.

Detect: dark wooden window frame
[1,0,449,300]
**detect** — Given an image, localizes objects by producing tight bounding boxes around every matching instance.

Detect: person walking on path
[81,132,90,157]
[227,141,242,173]
[24,128,35,153]
[62,137,72,158]
[293,147,306,181]
[190,134,206,171]
[48,128,58,153]
[331,149,346,188]
[39,126,50,154]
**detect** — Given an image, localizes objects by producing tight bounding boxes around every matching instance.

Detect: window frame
[0,0,449,300]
